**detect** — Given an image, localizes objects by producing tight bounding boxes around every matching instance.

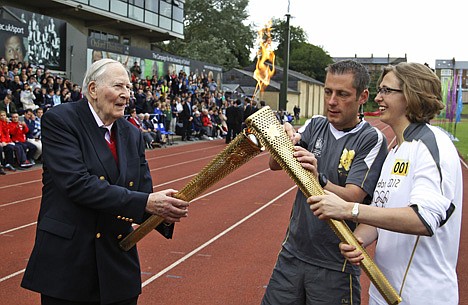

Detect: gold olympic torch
[245,106,401,305]
[119,130,264,251]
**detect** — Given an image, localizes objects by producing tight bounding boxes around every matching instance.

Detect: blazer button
[99,176,105,180]
[129,218,134,223]
[96,233,101,238]
[124,217,129,222]
[129,181,134,187]
[117,215,122,219]
[117,234,123,240]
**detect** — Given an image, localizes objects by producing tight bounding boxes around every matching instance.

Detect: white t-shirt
[369,124,462,305]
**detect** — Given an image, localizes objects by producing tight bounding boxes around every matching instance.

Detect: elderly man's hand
[145,189,189,223]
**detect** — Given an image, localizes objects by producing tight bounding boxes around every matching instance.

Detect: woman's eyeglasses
[377,87,402,95]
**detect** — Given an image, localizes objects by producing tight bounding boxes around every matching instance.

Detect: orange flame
[253,21,275,98]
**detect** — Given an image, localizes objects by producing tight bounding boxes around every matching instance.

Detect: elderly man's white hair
[82,58,130,97]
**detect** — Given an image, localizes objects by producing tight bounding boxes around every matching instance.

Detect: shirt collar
[88,101,113,134]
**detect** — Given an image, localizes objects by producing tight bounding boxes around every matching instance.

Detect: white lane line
[0,222,37,236]
[142,185,296,288]
[0,269,26,283]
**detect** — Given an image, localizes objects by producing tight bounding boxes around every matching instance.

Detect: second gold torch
[245,106,401,305]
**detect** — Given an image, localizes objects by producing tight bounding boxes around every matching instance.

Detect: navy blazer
[21,100,173,304]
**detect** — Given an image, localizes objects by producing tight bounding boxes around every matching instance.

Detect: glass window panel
[110,0,128,16]
[172,21,183,34]
[145,11,158,26]
[159,16,171,30]
[89,0,109,10]
[160,0,172,18]
[129,5,144,21]
[130,0,144,8]
[173,6,183,22]
[145,0,158,12]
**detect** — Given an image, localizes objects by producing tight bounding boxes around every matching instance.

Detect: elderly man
[21,59,190,305]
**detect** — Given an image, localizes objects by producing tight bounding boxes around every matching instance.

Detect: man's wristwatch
[351,202,360,221]
[318,173,328,188]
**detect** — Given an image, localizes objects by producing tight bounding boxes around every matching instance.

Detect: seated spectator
[0,110,21,170]
[139,113,164,147]
[127,109,159,148]
[20,83,39,111]
[0,94,18,117]
[61,88,73,103]
[52,89,61,106]
[191,110,203,139]
[8,112,37,167]
[143,113,166,145]
[0,75,9,101]
[43,88,55,111]
[200,108,213,140]
[23,109,42,161]
[70,84,82,102]
[210,108,225,139]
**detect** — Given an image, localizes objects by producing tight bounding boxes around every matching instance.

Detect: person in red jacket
[0,110,19,171]
[8,112,37,167]
[200,108,213,140]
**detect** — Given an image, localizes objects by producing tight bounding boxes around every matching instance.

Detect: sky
[246,0,468,69]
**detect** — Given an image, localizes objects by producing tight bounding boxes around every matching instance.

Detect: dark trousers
[41,295,138,305]
[14,141,37,162]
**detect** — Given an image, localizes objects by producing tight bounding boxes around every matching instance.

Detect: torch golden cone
[245,106,401,305]
[119,130,264,252]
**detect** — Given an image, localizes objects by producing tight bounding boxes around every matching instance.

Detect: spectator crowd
[0,56,270,175]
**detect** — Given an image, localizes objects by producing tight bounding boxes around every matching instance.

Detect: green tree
[155,0,255,70]
[270,18,332,82]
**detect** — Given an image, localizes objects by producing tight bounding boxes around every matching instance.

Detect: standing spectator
[130,61,142,80]
[21,59,189,305]
[8,112,37,167]
[261,60,388,305]
[233,98,244,138]
[293,104,300,122]
[178,98,193,141]
[309,62,462,305]
[224,98,236,144]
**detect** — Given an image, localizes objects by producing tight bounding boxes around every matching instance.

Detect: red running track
[1,119,467,305]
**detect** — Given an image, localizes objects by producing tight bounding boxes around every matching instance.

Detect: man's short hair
[326,60,370,97]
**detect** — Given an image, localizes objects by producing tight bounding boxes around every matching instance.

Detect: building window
[129,5,144,21]
[173,5,183,22]
[122,37,131,46]
[160,16,171,30]
[145,11,159,26]
[111,0,128,17]
[173,21,183,34]
[145,0,158,13]
[89,0,110,10]
[441,69,453,77]
[129,0,144,8]
[160,0,172,18]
